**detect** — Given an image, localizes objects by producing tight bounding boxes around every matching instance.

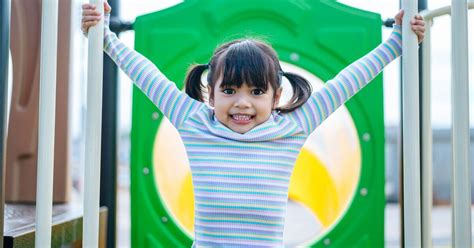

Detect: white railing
[35,0,59,246]
[84,0,105,247]
[450,1,471,247]
[35,0,104,247]
[402,0,422,247]
[417,1,473,247]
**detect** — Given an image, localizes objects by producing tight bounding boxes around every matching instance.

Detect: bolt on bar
[451,0,471,247]
[401,0,422,247]
[35,0,59,247]
[84,0,104,247]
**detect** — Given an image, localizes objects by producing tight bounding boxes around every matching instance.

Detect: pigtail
[277,72,312,113]
[184,64,208,102]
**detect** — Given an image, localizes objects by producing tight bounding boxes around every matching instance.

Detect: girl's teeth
[233,115,252,121]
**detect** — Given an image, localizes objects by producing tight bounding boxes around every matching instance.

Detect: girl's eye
[252,89,265,95]
[222,89,235,94]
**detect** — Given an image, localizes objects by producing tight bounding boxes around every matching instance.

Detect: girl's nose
[234,95,251,108]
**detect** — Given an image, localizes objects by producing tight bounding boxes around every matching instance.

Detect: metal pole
[401,0,421,247]
[100,1,119,247]
[451,0,471,247]
[397,2,405,247]
[417,1,432,247]
[420,18,432,248]
[422,1,474,20]
[35,0,59,247]
[0,0,11,247]
[84,0,104,246]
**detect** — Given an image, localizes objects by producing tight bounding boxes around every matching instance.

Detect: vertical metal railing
[418,1,474,247]
[401,0,422,247]
[451,0,471,246]
[84,0,104,246]
[421,16,432,248]
[35,0,59,246]
[0,0,11,247]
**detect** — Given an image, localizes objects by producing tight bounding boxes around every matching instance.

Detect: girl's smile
[230,114,254,124]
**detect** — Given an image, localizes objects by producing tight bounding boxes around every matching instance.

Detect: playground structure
[132,0,384,246]
[0,0,472,247]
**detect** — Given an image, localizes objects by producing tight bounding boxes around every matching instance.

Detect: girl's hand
[395,9,425,43]
[81,1,112,36]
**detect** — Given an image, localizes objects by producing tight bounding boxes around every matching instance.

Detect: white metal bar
[35,0,59,247]
[83,0,104,247]
[416,3,474,247]
[401,0,421,247]
[421,19,433,248]
[421,1,474,21]
[451,0,471,247]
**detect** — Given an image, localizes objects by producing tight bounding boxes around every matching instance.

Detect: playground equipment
[83,0,106,247]
[416,1,474,247]
[35,0,106,246]
[153,66,361,241]
[35,0,59,246]
[0,0,471,247]
[131,0,385,246]
[400,1,422,247]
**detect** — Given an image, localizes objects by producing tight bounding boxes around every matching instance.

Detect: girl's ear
[273,87,283,109]
[207,85,214,106]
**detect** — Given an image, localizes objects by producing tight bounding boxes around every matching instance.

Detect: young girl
[82,3,424,247]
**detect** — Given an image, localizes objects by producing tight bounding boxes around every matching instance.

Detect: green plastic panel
[131,0,385,247]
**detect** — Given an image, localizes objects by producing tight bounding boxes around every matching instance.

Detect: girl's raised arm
[287,11,424,135]
[82,4,203,129]
[287,25,403,135]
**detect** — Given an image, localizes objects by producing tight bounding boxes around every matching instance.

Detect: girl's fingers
[416,33,424,43]
[396,9,404,19]
[82,20,99,31]
[82,3,96,10]
[411,19,425,26]
[104,2,112,13]
[82,9,101,16]
[83,3,111,14]
[395,9,404,25]
[411,25,425,32]
[82,15,101,23]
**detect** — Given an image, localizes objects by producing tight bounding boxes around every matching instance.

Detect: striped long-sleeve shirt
[103,15,402,246]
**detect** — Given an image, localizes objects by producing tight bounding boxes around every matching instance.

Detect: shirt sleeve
[102,14,204,129]
[286,25,402,135]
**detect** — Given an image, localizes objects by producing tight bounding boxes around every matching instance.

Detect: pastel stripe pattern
[287,25,402,135]
[103,25,204,129]
[102,16,402,247]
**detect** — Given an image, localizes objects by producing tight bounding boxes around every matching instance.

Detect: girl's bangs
[216,42,276,90]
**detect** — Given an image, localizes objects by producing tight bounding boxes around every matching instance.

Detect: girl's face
[209,81,282,134]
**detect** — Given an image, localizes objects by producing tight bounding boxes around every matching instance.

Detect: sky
[69,0,474,138]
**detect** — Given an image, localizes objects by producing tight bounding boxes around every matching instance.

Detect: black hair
[184,38,312,113]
